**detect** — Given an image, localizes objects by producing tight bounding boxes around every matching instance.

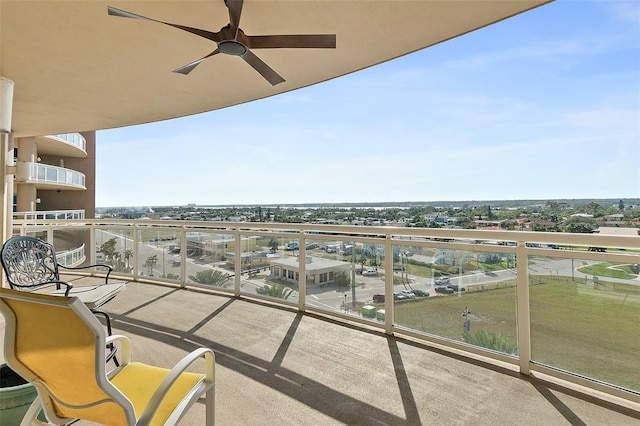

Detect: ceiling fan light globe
[218,40,247,56]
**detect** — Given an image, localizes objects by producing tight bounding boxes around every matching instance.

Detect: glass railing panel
[22,229,49,244]
[294,239,384,319]
[46,166,57,181]
[183,231,233,289]
[529,256,640,393]
[50,133,86,151]
[137,229,180,281]
[36,164,45,180]
[13,210,85,220]
[234,234,287,301]
[343,240,386,320]
[48,227,89,267]
[18,228,87,268]
[97,228,134,275]
[393,245,519,356]
[26,163,85,187]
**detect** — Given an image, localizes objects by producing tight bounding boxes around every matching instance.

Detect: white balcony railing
[49,133,87,152]
[13,209,85,221]
[11,219,640,404]
[56,243,86,267]
[15,161,85,188]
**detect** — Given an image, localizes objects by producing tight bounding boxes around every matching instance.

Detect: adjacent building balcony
[35,133,87,158]
[14,161,86,190]
[13,209,85,221]
[4,219,639,424]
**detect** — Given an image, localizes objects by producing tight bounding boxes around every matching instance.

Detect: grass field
[393,277,640,392]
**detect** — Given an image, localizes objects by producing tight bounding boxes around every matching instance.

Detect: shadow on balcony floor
[2,281,639,425]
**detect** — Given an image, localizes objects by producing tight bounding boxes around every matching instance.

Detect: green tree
[563,215,596,233]
[256,283,293,299]
[188,269,231,287]
[485,205,494,219]
[100,238,117,261]
[268,238,279,253]
[565,221,595,233]
[619,199,625,210]
[333,270,351,287]
[455,216,476,229]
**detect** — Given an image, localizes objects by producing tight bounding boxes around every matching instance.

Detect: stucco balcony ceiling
[1,0,551,138]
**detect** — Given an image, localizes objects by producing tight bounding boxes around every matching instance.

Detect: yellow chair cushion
[110,362,205,425]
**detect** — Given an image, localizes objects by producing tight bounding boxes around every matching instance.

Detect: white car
[362,269,378,277]
[399,290,416,299]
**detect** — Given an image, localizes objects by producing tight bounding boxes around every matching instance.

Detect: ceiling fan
[107,0,336,86]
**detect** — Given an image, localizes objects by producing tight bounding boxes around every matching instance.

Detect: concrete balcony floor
[2,280,639,425]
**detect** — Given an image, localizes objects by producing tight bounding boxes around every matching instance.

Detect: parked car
[372,294,385,303]
[285,241,299,251]
[399,290,416,299]
[393,292,407,300]
[305,242,319,250]
[434,277,450,285]
[410,289,429,297]
[434,286,454,294]
[447,284,466,292]
[362,269,378,277]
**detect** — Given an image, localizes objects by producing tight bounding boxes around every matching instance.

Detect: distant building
[425,214,456,224]
[226,252,272,270]
[270,256,351,286]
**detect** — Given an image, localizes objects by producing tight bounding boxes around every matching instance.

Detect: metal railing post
[384,235,394,335]
[234,229,241,296]
[516,240,531,375]
[298,234,306,312]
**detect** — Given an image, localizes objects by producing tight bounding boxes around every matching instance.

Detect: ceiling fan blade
[107,6,223,43]
[107,6,156,21]
[172,49,221,75]
[247,34,336,49]
[241,50,285,86]
[225,0,244,38]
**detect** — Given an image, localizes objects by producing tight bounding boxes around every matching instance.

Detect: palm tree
[123,249,133,269]
[143,255,158,276]
[188,269,231,287]
[256,284,293,299]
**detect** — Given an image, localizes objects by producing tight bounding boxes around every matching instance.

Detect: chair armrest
[106,335,132,377]
[60,263,114,283]
[137,348,215,425]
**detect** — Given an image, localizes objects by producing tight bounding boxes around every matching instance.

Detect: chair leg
[92,309,119,367]
[205,387,215,426]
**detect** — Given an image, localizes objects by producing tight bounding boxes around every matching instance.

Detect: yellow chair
[0,288,215,425]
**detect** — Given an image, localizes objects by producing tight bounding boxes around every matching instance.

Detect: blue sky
[97,1,640,207]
